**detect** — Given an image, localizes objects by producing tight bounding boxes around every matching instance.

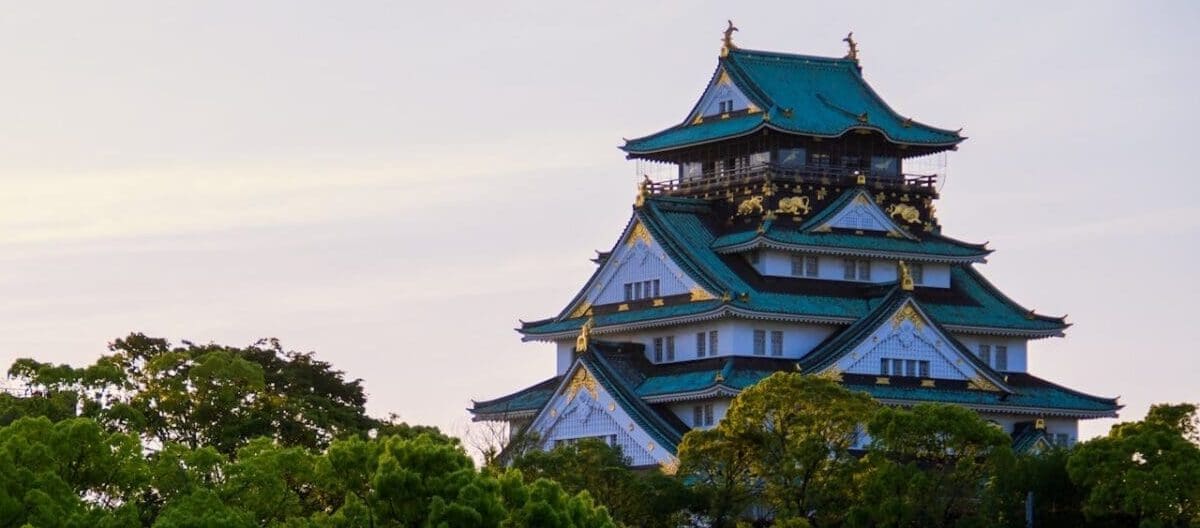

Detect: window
[810,152,832,166]
[871,156,899,178]
[623,279,661,301]
[718,100,734,113]
[770,331,784,356]
[653,337,664,363]
[696,332,706,358]
[753,330,766,356]
[665,336,675,361]
[693,404,715,426]
[910,263,925,285]
[880,357,929,377]
[995,345,1008,371]
[791,255,819,277]
[709,330,719,356]
[977,344,992,366]
[843,259,871,281]
[776,148,807,169]
[681,162,703,181]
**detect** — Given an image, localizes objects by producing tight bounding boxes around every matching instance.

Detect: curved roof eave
[623,120,963,157]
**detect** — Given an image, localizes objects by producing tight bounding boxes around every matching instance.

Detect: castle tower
[470,31,1118,468]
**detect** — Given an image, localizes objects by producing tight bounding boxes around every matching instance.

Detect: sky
[2,1,1198,443]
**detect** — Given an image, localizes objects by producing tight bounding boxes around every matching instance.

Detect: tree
[511,438,692,527]
[677,373,878,527]
[848,403,1016,528]
[1068,403,1200,527]
[675,428,756,528]
[7,333,376,454]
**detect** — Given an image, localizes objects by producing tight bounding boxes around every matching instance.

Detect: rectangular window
[995,345,1008,371]
[692,405,703,426]
[880,358,889,376]
[681,162,703,181]
[696,332,706,358]
[770,331,784,356]
[792,255,819,277]
[911,263,925,285]
[905,359,917,377]
[978,344,992,366]
[653,337,664,363]
[776,148,806,169]
[871,156,899,178]
[633,282,643,300]
[811,152,831,166]
[704,404,714,425]
[709,331,719,355]
[919,360,930,378]
[652,279,661,298]
[892,359,903,376]
[623,283,633,302]
[665,336,675,361]
[753,330,766,355]
[844,259,871,281]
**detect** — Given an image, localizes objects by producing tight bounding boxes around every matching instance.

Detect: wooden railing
[645,163,937,196]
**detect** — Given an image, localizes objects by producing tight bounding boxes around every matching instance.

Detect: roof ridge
[1012,372,1121,406]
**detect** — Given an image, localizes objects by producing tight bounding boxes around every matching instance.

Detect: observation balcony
[644,162,938,198]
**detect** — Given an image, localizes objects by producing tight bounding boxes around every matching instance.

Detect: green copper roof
[712,227,990,261]
[470,376,561,416]
[579,345,688,453]
[520,196,1065,337]
[623,48,963,155]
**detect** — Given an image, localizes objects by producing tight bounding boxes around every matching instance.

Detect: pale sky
[2,1,1197,442]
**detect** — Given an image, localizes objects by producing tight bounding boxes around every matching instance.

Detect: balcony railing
[645,163,937,197]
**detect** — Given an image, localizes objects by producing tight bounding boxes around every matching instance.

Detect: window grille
[771,331,784,356]
[696,332,706,358]
[753,330,766,355]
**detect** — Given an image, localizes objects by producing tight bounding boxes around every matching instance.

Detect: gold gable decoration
[814,367,844,383]
[690,286,716,302]
[626,222,652,247]
[967,375,1002,392]
[890,303,926,331]
[566,368,599,402]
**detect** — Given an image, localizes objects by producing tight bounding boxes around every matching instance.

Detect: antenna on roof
[843,31,859,63]
[721,20,739,56]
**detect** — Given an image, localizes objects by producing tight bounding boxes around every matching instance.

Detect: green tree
[511,438,692,527]
[7,333,376,455]
[849,403,1015,528]
[676,428,756,528]
[678,373,878,527]
[1068,403,1200,527]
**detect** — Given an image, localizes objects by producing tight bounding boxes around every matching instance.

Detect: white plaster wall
[591,241,694,305]
[668,398,732,430]
[556,341,575,375]
[601,319,838,364]
[697,77,753,117]
[953,335,1029,372]
[751,250,950,288]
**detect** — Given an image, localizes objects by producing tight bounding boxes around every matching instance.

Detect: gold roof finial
[635,175,652,208]
[898,260,914,291]
[721,20,739,56]
[843,31,859,62]
[575,317,595,353]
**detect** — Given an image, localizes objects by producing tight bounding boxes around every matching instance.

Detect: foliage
[511,438,692,527]
[678,373,878,527]
[848,403,1016,528]
[1068,403,1200,528]
[7,333,376,454]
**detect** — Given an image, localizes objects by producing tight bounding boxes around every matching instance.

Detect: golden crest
[815,368,844,382]
[566,368,599,402]
[626,222,652,247]
[569,302,593,319]
[690,287,716,302]
[574,317,594,352]
[968,376,1001,392]
[890,303,925,331]
[898,260,915,291]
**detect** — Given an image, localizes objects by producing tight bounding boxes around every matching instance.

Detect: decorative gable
[810,190,916,240]
[820,299,1007,390]
[566,219,710,316]
[691,69,760,121]
[528,365,675,467]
